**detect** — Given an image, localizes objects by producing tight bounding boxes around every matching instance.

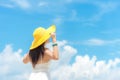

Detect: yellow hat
[30,25,56,50]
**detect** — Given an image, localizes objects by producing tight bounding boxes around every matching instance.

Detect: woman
[22,25,59,80]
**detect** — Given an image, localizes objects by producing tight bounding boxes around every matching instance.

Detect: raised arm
[45,33,59,60]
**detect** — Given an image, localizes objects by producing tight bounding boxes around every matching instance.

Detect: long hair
[29,42,45,68]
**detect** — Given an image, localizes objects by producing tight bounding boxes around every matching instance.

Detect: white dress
[29,62,50,80]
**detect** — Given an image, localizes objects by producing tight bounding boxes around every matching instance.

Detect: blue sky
[0,0,120,80]
[0,0,120,60]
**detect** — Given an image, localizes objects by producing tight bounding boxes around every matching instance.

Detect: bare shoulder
[23,53,30,64]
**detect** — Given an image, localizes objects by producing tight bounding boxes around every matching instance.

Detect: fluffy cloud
[89,1,119,22]
[83,38,120,46]
[51,55,120,80]
[0,45,30,80]
[0,3,14,8]
[0,0,119,25]
[84,38,105,46]
[0,41,120,80]
[11,0,31,9]
[0,0,31,9]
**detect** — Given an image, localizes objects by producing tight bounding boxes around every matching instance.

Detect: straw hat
[30,25,56,50]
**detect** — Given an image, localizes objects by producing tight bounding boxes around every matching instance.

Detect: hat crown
[33,27,46,40]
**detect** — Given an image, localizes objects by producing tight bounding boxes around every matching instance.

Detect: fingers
[51,32,56,36]
[51,32,55,35]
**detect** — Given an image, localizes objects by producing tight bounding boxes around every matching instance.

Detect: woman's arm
[45,33,59,60]
[22,53,30,64]
[52,35,59,60]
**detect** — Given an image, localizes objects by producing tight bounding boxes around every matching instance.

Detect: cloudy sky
[0,0,120,80]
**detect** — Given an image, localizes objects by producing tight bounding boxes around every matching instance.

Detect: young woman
[22,25,59,80]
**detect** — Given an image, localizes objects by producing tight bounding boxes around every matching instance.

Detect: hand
[51,32,56,39]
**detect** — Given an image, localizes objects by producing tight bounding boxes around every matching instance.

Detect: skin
[22,33,59,64]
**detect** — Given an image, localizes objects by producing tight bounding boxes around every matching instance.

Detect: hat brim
[30,25,56,50]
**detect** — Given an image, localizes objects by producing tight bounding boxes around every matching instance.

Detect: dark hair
[29,43,45,68]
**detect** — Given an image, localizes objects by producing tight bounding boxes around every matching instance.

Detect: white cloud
[38,1,48,7]
[0,41,120,80]
[51,55,120,80]
[52,17,63,25]
[101,28,120,35]
[11,0,31,9]
[0,3,14,8]
[83,38,120,46]
[0,0,31,9]
[46,40,77,67]
[89,1,119,21]
[62,1,119,26]
[68,10,79,21]
[66,0,73,3]
[84,38,105,46]
[0,0,118,23]
[0,45,31,80]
